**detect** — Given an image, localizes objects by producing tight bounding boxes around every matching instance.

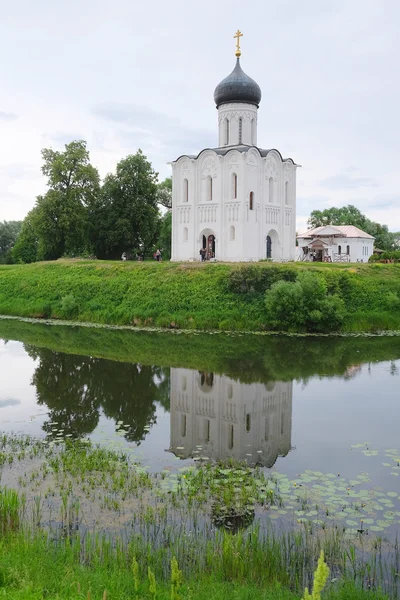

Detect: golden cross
[234,29,243,58]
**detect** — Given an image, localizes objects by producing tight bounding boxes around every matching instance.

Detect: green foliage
[60,294,79,318]
[227,264,297,294]
[156,177,172,210]
[91,150,159,259]
[302,551,329,600]
[13,141,100,263]
[308,205,396,251]
[265,272,346,332]
[1,261,400,333]
[158,211,172,260]
[0,220,22,263]
[170,557,183,600]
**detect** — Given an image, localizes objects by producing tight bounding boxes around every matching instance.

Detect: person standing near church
[155,249,161,262]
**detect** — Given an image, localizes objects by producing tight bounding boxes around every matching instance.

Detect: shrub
[228,265,297,294]
[264,271,346,333]
[60,294,79,318]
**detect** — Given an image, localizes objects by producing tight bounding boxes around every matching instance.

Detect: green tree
[12,209,40,263]
[157,210,172,259]
[156,177,172,209]
[91,150,159,259]
[308,204,396,251]
[0,220,22,263]
[14,140,100,262]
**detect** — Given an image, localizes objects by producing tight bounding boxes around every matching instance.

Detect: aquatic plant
[302,550,329,600]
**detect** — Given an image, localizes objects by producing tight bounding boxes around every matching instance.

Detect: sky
[1,0,399,234]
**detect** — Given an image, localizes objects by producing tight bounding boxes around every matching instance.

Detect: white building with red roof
[297,225,375,263]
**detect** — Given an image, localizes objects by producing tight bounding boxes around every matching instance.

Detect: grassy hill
[1,259,400,332]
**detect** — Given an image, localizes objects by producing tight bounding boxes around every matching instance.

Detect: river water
[1,320,400,537]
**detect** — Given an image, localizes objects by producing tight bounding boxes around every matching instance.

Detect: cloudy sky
[1,0,399,233]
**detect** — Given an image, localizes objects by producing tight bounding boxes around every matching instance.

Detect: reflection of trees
[24,346,170,442]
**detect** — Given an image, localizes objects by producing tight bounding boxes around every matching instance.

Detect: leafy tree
[156,177,172,209]
[264,271,346,333]
[157,210,172,259]
[0,220,22,263]
[91,150,159,259]
[13,140,100,262]
[12,209,40,263]
[308,204,396,251]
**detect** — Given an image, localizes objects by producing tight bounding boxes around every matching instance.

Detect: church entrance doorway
[266,230,279,260]
[266,235,272,259]
[200,229,216,261]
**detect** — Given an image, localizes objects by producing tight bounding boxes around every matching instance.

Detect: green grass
[0,531,391,600]
[1,259,400,332]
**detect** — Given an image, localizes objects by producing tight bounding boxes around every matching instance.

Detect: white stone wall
[217,103,258,146]
[171,147,297,262]
[169,368,293,467]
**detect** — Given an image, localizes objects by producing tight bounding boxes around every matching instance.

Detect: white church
[170,32,298,262]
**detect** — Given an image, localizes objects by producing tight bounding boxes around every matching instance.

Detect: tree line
[4,140,172,264]
[1,139,399,264]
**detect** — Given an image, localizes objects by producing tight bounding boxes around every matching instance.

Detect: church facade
[170,32,299,262]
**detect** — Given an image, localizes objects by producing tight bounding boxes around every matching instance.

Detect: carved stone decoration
[201,156,218,178]
[265,155,278,178]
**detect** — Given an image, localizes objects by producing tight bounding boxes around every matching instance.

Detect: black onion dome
[214,58,262,108]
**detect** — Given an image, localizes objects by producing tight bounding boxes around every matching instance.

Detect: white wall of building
[297,236,374,262]
[171,146,297,262]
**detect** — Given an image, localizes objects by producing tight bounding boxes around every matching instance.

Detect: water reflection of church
[169,369,293,467]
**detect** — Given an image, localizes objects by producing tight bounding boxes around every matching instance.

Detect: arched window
[249,191,254,211]
[229,225,235,241]
[231,172,237,199]
[251,118,256,144]
[269,177,274,203]
[183,178,188,202]
[227,384,233,399]
[346,245,350,255]
[205,419,210,443]
[238,117,243,144]
[183,227,188,242]
[338,245,342,255]
[225,118,229,145]
[206,176,212,201]
[285,181,289,205]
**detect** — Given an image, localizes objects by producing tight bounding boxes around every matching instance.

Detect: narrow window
[251,118,256,144]
[346,245,350,255]
[249,191,254,211]
[231,173,237,199]
[227,384,233,399]
[238,117,242,144]
[281,413,284,436]
[206,176,212,201]
[228,424,234,450]
[182,376,187,391]
[338,245,342,255]
[183,178,188,202]
[181,414,187,438]
[285,181,289,205]
[246,414,251,433]
[183,227,188,242]
[269,177,274,203]
[225,119,229,145]
[229,225,235,241]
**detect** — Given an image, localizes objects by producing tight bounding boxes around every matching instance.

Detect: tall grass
[0,260,400,332]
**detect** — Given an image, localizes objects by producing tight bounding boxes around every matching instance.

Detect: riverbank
[0,436,395,600]
[1,259,400,332]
